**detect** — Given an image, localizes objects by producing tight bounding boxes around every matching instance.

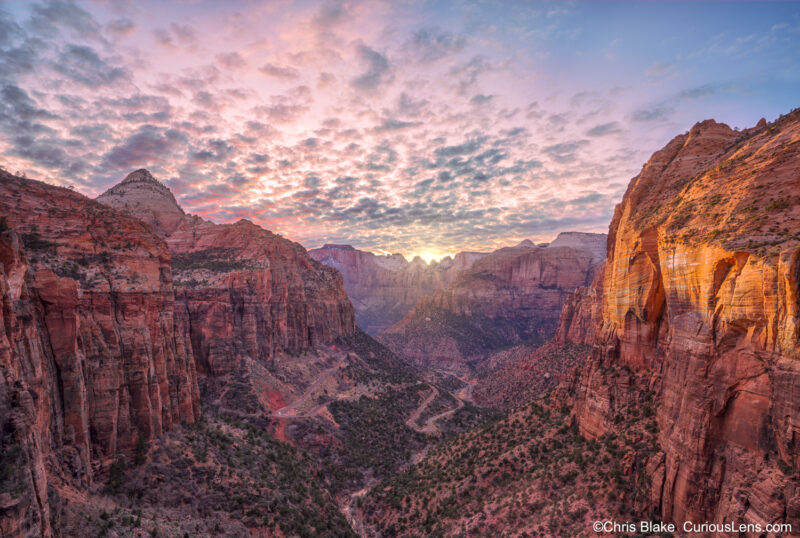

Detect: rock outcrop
[309,244,487,334]
[0,170,202,537]
[571,111,800,529]
[98,170,356,412]
[473,270,604,410]
[95,169,186,236]
[553,270,604,347]
[379,233,606,371]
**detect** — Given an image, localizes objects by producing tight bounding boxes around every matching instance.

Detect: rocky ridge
[0,168,364,536]
[0,170,201,537]
[94,170,493,530]
[571,112,800,528]
[379,232,606,372]
[98,170,356,416]
[309,244,487,334]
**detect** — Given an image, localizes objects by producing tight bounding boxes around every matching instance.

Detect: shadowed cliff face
[309,244,487,334]
[572,112,800,528]
[473,270,604,410]
[0,170,360,536]
[0,171,202,537]
[98,170,356,411]
[379,234,606,373]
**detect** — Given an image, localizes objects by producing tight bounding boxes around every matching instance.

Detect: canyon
[309,244,487,334]
[97,170,357,420]
[361,110,800,536]
[378,232,606,373]
[0,168,488,536]
[3,109,800,537]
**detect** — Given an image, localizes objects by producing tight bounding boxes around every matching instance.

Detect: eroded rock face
[0,231,51,538]
[572,112,800,528]
[380,233,606,371]
[554,270,604,347]
[95,169,186,236]
[308,244,487,334]
[473,269,604,410]
[98,171,356,406]
[0,171,202,536]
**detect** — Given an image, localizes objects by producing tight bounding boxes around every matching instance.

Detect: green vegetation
[767,199,790,211]
[0,442,27,496]
[134,435,148,466]
[361,370,661,537]
[55,261,84,281]
[382,305,547,362]
[329,385,429,488]
[172,248,260,274]
[414,391,457,428]
[438,403,502,438]
[109,416,355,537]
[21,225,56,251]
[338,328,420,384]
[106,459,126,494]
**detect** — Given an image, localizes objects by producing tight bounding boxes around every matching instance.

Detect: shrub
[768,199,789,211]
[107,459,126,493]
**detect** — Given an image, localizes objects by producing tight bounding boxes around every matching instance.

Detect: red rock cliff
[572,111,800,529]
[98,170,356,381]
[0,170,201,536]
[554,269,604,347]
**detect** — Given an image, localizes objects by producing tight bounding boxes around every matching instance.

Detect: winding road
[405,379,476,435]
[273,356,347,418]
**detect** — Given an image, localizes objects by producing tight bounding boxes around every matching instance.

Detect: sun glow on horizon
[412,251,453,264]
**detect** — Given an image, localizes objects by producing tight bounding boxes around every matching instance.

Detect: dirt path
[417,379,478,434]
[342,379,479,534]
[405,386,439,430]
[273,357,346,418]
[405,379,478,435]
[339,483,374,537]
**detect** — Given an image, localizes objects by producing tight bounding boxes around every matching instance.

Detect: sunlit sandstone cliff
[309,244,487,334]
[0,168,357,536]
[572,111,800,529]
[0,171,201,537]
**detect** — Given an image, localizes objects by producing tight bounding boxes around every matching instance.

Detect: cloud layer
[1,0,799,259]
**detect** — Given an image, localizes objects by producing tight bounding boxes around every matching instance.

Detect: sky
[1,1,799,261]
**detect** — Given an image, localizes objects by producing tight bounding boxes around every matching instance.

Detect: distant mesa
[377,231,607,373]
[309,243,490,334]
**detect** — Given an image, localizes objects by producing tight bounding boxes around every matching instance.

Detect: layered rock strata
[572,112,800,528]
[98,170,356,379]
[0,170,202,536]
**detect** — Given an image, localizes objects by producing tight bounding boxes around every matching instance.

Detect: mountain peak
[97,169,186,237]
[120,168,161,185]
